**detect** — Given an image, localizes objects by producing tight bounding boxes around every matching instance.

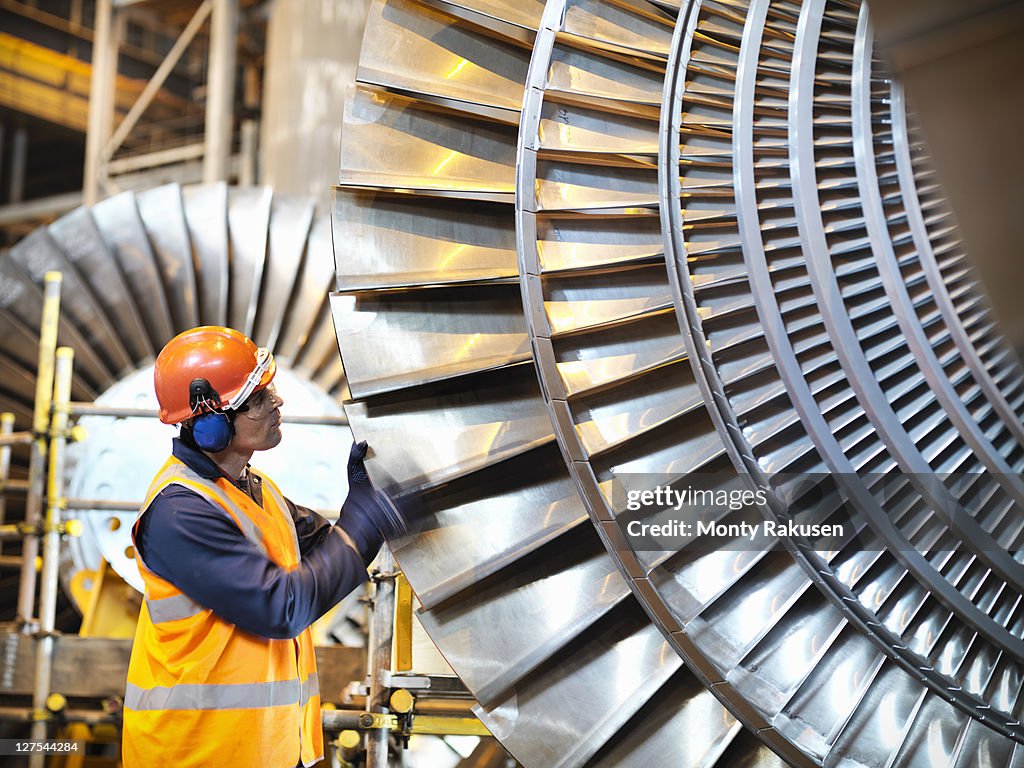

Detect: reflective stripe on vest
[143,459,266,553]
[140,461,268,622]
[146,593,205,623]
[168,464,267,555]
[125,674,319,711]
[300,673,319,706]
[259,474,301,561]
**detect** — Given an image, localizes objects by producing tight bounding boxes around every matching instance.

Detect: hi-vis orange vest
[123,456,323,768]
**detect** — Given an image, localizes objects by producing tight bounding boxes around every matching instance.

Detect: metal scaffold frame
[83,0,250,206]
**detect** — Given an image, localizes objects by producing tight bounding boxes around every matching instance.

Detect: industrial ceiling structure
[330,0,1024,765]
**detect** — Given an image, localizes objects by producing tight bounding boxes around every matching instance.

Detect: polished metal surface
[332,286,531,397]
[1,183,352,603]
[253,194,316,348]
[47,206,146,373]
[339,85,517,198]
[334,0,1024,765]
[136,184,200,335]
[227,186,273,338]
[182,182,231,328]
[90,191,174,360]
[334,190,517,289]
[359,0,529,117]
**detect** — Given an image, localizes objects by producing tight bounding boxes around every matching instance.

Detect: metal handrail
[68,402,348,426]
[0,432,31,449]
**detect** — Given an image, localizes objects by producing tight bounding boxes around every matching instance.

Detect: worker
[122,326,403,767]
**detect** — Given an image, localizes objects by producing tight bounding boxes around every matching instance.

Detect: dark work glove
[338,441,407,559]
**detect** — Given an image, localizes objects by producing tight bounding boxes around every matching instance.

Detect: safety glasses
[226,347,274,411]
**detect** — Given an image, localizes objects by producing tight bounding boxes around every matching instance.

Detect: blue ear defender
[188,378,234,452]
[191,412,233,452]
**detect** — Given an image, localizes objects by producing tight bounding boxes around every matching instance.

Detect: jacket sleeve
[286,499,335,556]
[135,485,367,639]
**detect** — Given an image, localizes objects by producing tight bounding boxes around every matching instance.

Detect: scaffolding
[83,0,247,205]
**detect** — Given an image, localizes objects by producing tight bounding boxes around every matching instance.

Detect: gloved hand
[338,441,406,559]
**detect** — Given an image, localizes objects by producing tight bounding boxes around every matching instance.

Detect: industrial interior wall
[260,0,373,209]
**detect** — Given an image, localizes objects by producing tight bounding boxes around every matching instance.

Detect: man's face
[232,383,284,452]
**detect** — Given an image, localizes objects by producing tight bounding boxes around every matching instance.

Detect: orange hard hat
[154,326,277,425]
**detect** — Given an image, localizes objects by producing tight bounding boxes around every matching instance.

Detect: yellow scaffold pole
[29,346,75,767]
[17,271,62,628]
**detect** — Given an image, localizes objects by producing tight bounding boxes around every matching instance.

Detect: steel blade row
[657,0,1024,760]
[893,104,1024,439]
[525,0,1022,763]
[333,0,789,765]
[330,0,1024,765]
[517,0,842,765]
[667,0,1024,757]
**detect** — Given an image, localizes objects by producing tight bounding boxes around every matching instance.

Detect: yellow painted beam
[411,715,491,737]
[0,31,190,133]
[75,560,141,639]
[0,74,90,132]
[394,571,413,672]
